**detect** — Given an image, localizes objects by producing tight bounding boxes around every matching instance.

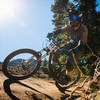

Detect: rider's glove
[47,33,53,40]
[72,47,78,53]
[59,47,71,55]
[63,50,71,55]
[72,41,85,53]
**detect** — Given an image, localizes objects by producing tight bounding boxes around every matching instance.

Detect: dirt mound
[0,70,100,100]
[0,71,62,100]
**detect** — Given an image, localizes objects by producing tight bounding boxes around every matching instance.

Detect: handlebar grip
[60,40,81,55]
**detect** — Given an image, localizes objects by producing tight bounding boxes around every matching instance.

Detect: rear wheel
[49,52,80,90]
[2,49,41,80]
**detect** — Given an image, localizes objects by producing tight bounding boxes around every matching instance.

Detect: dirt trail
[0,71,64,100]
[0,69,100,100]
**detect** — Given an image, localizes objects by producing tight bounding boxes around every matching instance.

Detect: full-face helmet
[68,9,83,27]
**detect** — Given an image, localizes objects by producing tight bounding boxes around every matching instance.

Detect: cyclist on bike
[47,9,88,81]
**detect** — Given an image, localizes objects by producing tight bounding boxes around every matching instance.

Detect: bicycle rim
[2,49,41,80]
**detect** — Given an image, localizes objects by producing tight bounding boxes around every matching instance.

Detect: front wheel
[2,49,41,80]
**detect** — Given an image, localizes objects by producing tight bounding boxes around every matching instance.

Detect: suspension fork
[72,51,84,76]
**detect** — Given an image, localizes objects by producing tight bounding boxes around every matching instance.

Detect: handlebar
[50,36,81,48]
[68,40,81,52]
[47,36,81,54]
[49,37,60,47]
[59,40,81,55]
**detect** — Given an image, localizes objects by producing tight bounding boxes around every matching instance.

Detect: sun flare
[0,0,18,21]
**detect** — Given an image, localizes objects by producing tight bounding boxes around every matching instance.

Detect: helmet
[68,9,83,27]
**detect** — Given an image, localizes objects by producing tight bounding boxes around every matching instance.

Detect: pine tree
[51,0,72,45]
[75,0,100,51]
[42,58,48,67]
[50,0,100,76]
[51,0,70,29]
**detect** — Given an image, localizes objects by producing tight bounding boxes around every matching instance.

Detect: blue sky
[0,0,100,62]
[96,0,100,11]
[0,0,54,61]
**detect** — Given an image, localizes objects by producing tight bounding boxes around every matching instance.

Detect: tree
[42,58,48,67]
[51,0,69,29]
[50,0,100,76]
[51,0,72,45]
[41,58,49,74]
[76,0,100,51]
[73,0,100,75]
[51,0,100,51]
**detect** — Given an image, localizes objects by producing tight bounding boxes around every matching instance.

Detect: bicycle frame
[24,39,81,68]
[23,39,59,66]
[23,38,100,79]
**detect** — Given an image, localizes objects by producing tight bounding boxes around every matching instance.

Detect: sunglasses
[69,14,78,21]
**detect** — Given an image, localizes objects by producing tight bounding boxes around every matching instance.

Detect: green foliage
[77,0,100,51]
[78,54,97,76]
[95,93,100,100]
[82,65,89,75]
[51,0,72,46]
[51,0,70,29]
[52,0,100,51]
[42,58,48,67]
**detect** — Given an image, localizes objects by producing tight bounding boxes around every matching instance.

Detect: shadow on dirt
[3,78,81,100]
[3,79,54,100]
[3,79,81,100]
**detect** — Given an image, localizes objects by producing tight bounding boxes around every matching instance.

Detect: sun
[0,0,17,21]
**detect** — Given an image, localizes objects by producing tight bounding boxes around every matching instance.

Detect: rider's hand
[47,33,53,40]
[72,47,78,53]
[72,40,84,53]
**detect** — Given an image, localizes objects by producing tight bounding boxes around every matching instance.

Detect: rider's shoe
[65,74,71,82]
[64,70,71,82]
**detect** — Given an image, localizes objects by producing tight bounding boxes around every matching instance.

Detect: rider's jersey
[56,24,88,45]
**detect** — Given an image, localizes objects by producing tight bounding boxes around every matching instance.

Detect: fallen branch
[66,76,89,100]
[85,74,100,99]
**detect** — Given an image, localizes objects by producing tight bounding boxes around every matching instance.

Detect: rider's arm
[47,25,69,39]
[54,25,69,35]
[81,25,88,45]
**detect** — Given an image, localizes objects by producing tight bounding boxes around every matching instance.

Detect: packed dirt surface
[0,71,62,100]
[0,64,100,100]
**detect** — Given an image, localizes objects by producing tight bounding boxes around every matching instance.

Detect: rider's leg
[65,53,74,76]
[51,50,61,65]
[65,43,85,73]
[66,49,84,71]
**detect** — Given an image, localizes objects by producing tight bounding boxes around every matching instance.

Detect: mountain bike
[2,36,99,88]
[55,44,100,91]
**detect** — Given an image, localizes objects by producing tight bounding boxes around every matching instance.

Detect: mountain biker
[47,9,88,81]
